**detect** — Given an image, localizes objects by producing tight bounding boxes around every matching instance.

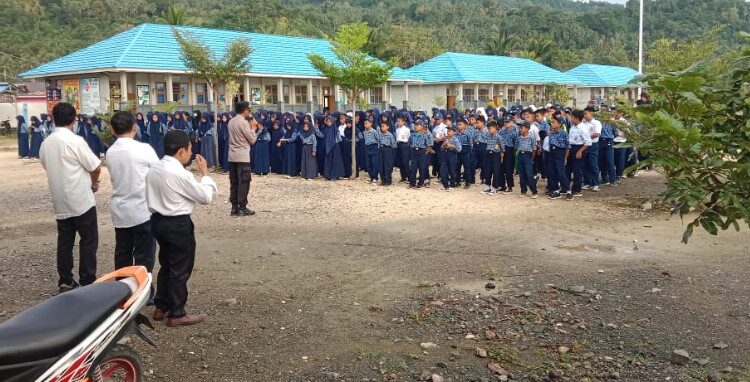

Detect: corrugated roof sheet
[565,64,640,87]
[21,23,412,81]
[403,52,581,85]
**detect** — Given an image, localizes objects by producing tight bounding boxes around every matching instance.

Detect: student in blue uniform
[252,117,271,175]
[297,121,318,180]
[148,112,166,158]
[322,116,345,180]
[16,115,30,159]
[547,114,572,200]
[408,120,432,189]
[378,121,397,186]
[439,126,462,191]
[340,117,356,178]
[217,113,230,172]
[568,110,592,197]
[136,112,148,143]
[473,116,488,184]
[89,116,104,156]
[279,120,299,177]
[362,118,380,184]
[394,115,411,183]
[29,115,45,159]
[533,109,549,179]
[269,119,284,174]
[499,117,518,193]
[481,121,504,195]
[599,116,617,186]
[455,117,473,188]
[516,123,539,198]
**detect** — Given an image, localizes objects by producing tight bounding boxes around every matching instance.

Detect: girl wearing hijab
[298,121,318,180]
[252,117,271,175]
[135,112,148,143]
[29,115,45,158]
[279,119,299,177]
[217,113,230,172]
[42,113,54,137]
[16,116,30,159]
[75,115,88,140]
[172,112,184,130]
[198,112,218,169]
[186,111,199,160]
[313,113,326,174]
[148,112,166,158]
[322,115,345,180]
[269,119,284,174]
[340,117,356,178]
[87,116,103,157]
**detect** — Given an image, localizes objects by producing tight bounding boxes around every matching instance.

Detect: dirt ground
[0,137,748,382]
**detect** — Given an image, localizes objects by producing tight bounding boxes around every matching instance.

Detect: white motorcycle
[0,266,156,382]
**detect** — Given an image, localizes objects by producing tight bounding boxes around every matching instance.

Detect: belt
[520,150,533,154]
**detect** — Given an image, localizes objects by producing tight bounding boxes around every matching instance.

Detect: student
[431,114,447,178]
[340,117,356,178]
[322,115,345,180]
[547,114,572,200]
[439,126,462,191]
[39,102,102,292]
[599,116,617,186]
[533,109,549,179]
[582,107,602,191]
[481,121,504,195]
[408,120,433,189]
[280,120,300,178]
[165,113,174,130]
[197,112,218,169]
[217,113,230,172]
[147,130,217,327]
[105,111,160,301]
[455,117,474,188]
[16,115,30,159]
[362,118,380,184]
[136,112,148,143]
[252,117,271,175]
[499,117,518,193]
[148,112,166,158]
[314,114,327,175]
[516,122,539,198]
[269,119,284,174]
[473,116,488,183]
[378,120,397,186]
[568,110,592,197]
[41,113,53,138]
[612,110,628,182]
[395,115,411,183]
[298,121,318,180]
[227,101,257,216]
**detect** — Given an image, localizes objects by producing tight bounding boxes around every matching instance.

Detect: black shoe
[498,187,507,192]
[504,188,513,194]
[566,193,574,200]
[549,192,561,200]
[230,208,239,216]
[463,184,470,189]
[238,207,256,216]
[58,280,79,293]
[416,183,423,189]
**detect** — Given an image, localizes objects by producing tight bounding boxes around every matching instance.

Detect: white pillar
[120,72,128,102]
[277,78,284,105]
[515,86,522,104]
[573,85,579,107]
[307,80,313,102]
[504,84,509,104]
[189,77,197,106]
[149,74,157,105]
[334,84,341,106]
[289,81,296,105]
[456,83,463,101]
[474,83,480,103]
[243,76,251,102]
[382,82,388,105]
[489,84,494,100]
[207,85,214,110]
[166,74,173,103]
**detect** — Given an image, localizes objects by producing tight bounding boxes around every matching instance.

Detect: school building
[20,23,639,115]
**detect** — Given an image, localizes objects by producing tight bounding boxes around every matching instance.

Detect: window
[520,88,528,103]
[313,86,319,104]
[462,88,474,102]
[196,83,207,104]
[369,87,383,104]
[282,85,290,103]
[265,85,278,104]
[478,88,490,102]
[156,82,166,104]
[295,85,308,104]
[217,84,227,104]
[172,82,189,104]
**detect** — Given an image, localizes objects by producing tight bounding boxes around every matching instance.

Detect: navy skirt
[270,139,283,174]
[340,140,353,178]
[324,144,345,180]
[301,144,318,179]
[282,141,299,176]
[200,135,217,167]
[253,140,271,174]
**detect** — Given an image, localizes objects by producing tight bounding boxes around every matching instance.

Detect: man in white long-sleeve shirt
[146,130,217,327]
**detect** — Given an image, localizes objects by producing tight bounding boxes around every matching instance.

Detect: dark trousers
[229,162,252,209]
[585,141,600,187]
[56,206,98,286]
[534,131,547,177]
[517,151,538,194]
[570,144,585,193]
[380,146,395,184]
[599,138,616,183]
[152,213,195,318]
[543,151,556,192]
[431,142,441,176]
[365,144,380,181]
[549,147,570,193]
[409,148,428,187]
[614,146,627,178]
[458,150,473,184]
[114,221,155,271]
[439,150,459,188]
[397,143,410,181]
[500,147,515,190]
[474,143,487,182]
[484,151,502,189]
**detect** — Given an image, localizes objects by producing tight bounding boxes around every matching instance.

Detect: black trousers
[440,150,459,188]
[500,147,516,189]
[114,221,156,271]
[484,151,502,189]
[151,213,196,318]
[380,146,395,184]
[229,162,252,209]
[409,148,428,187]
[397,143,410,181]
[56,206,98,286]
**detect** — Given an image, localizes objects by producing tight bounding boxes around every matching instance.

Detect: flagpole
[637,0,644,97]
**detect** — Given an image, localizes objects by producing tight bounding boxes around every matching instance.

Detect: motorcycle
[0,266,156,382]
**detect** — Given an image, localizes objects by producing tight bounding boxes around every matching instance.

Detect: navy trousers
[599,138,616,183]
[397,142,410,181]
[543,151,556,192]
[517,151,537,194]
[380,146,395,184]
[409,148,428,187]
[474,143,487,183]
[18,132,29,157]
[440,150,459,189]
[458,150,473,184]
[500,146,515,190]
[484,151,502,189]
[365,144,380,181]
[614,146,627,178]
[585,141,600,187]
[570,144,585,193]
[549,147,570,193]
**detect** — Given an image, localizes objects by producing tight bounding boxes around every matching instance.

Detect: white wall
[390,83,447,111]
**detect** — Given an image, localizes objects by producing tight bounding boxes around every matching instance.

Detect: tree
[159,4,190,26]
[484,29,517,56]
[173,28,251,150]
[308,23,393,178]
[617,33,750,243]
[645,28,721,73]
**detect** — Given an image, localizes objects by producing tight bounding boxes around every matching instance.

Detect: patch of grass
[385,360,408,373]
[354,349,381,360]
[487,344,520,365]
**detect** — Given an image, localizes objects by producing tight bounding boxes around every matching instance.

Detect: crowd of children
[17,102,639,200]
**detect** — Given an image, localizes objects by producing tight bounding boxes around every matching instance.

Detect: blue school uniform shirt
[485,132,504,153]
[301,133,316,147]
[547,129,570,149]
[447,136,462,153]
[517,135,536,152]
[456,129,473,151]
[19,123,28,134]
[600,123,616,139]
[409,131,432,149]
[475,127,489,144]
[537,120,550,132]
[362,129,379,146]
[377,131,397,148]
[257,127,271,141]
[499,127,518,148]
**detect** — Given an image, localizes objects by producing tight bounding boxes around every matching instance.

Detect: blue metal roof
[403,52,580,85]
[21,23,411,81]
[565,64,640,87]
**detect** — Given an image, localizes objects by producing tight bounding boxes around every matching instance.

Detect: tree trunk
[351,94,357,179]
[210,82,219,170]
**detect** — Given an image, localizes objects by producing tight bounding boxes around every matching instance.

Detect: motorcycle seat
[0,281,132,365]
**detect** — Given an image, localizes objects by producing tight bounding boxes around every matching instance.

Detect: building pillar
[207,84,214,112]
[489,84,494,101]
[474,83,480,104]
[515,86,522,105]
[307,79,314,112]
[243,76,251,103]
[456,83,463,101]
[289,81,296,106]
[119,72,128,102]
[382,82,388,108]
[189,77,197,107]
[166,74,174,103]
[503,84,509,105]
[403,82,409,109]
[277,78,284,111]
[573,85,579,107]
[149,74,157,105]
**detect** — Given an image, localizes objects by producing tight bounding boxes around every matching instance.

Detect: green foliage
[158,4,191,26]
[646,28,722,74]
[617,33,750,243]
[173,28,251,88]
[544,83,571,105]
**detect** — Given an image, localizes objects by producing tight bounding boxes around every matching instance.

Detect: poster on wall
[251,88,261,105]
[62,79,80,112]
[80,78,101,115]
[46,80,62,114]
[137,85,150,105]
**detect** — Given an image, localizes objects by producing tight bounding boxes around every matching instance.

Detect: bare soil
[0,143,748,382]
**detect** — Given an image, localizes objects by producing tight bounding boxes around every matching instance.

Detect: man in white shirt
[106,111,160,302]
[39,102,102,292]
[583,107,603,191]
[147,130,217,327]
[567,109,592,196]
[394,115,411,183]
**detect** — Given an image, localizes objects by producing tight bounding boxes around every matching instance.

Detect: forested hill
[1,0,749,81]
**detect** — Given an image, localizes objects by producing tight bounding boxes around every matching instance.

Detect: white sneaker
[582,185,591,190]
[592,186,601,192]
[481,186,491,194]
